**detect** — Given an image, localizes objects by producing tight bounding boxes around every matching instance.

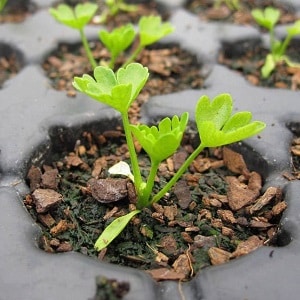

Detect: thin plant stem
[121,112,143,195]
[122,44,144,68]
[279,34,292,58]
[79,28,97,69]
[137,160,160,209]
[150,143,206,205]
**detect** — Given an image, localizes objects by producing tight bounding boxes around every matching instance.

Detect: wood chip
[32,188,63,213]
[231,236,263,258]
[272,201,287,216]
[146,268,186,281]
[226,176,258,211]
[50,220,70,235]
[208,247,231,265]
[223,147,250,176]
[217,209,237,224]
[249,187,281,214]
[172,254,191,277]
[174,180,191,209]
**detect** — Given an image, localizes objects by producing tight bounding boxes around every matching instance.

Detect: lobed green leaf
[73,63,149,113]
[138,15,174,46]
[130,113,188,163]
[99,24,136,58]
[251,7,280,30]
[195,94,266,147]
[49,3,98,30]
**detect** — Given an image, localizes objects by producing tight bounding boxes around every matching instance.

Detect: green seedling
[0,0,7,12]
[214,0,240,11]
[252,6,300,78]
[49,3,98,69]
[98,0,137,24]
[50,3,174,70]
[73,62,266,251]
[99,23,136,68]
[99,15,174,69]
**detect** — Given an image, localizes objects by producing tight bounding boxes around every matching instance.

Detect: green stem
[122,44,144,68]
[108,54,117,70]
[79,28,97,69]
[150,143,206,205]
[278,33,292,58]
[121,113,143,195]
[137,160,159,209]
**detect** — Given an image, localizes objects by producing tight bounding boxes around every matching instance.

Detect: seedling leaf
[138,15,174,46]
[94,210,141,251]
[251,7,280,30]
[49,3,97,30]
[196,94,266,147]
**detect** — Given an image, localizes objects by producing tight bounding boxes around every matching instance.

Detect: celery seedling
[0,0,7,12]
[123,15,174,67]
[98,0,137,24]
[73,63,266,251]
[214,0,240,11]
[99,23,136,68]
[49,3,98,69]
[252,6,300,78]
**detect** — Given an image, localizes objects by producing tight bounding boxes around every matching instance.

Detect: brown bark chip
[41,168,59,190]
[223,147,250,175]
[208,247,231,265]
[231,236,263,258]
[32,188,63,213]
[174,180,192,209]
[226,176,258,211]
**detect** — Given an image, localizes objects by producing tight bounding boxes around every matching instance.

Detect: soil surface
[25,128,287,282]
[0,1,36,23]
[185,0,297,25]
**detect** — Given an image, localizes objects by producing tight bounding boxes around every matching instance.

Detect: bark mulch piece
[185,0,297,25]
[24,129,287,282]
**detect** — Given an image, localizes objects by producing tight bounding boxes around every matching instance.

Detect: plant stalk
[137,160,160,209]
[79,28,97,69]
[121,113,144,195]
[122,44,143,68]
[150,143,206,205]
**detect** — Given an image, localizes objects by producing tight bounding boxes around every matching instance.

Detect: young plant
[49,3,98,69]
[214,0,240,11]
[73,63,266,251]
[50,3,174,70]
[98,0,137,24]
[99,15,174,69]
[251,6,300,78]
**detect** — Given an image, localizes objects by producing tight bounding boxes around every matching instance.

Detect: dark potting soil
[25,127,287,282]
[185,0,297,25]
[218,39,300,90]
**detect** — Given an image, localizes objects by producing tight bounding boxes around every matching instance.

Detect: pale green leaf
[94,210,141,251]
